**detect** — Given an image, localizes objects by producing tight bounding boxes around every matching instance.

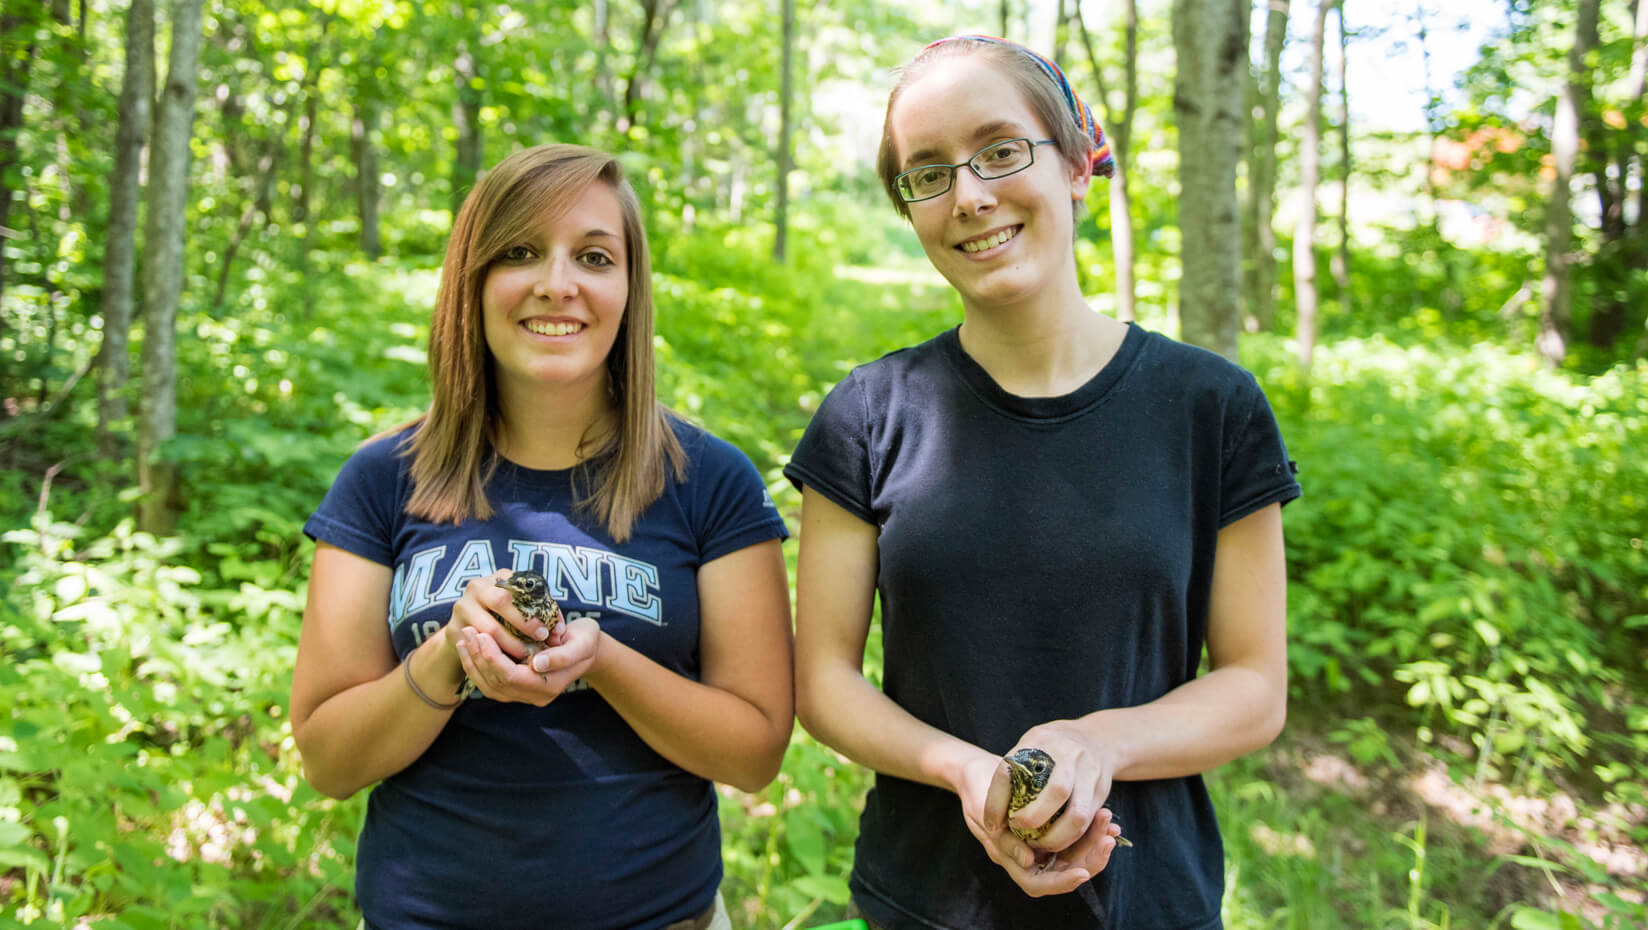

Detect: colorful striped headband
[920,35,1115,179]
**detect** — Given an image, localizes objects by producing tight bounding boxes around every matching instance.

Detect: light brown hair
[391,143,685,542]
[876,38,1093,221]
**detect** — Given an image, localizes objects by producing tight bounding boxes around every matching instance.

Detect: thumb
[983,759,1014,833]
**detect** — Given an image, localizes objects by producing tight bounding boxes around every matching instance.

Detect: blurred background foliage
[1,0,1645,927]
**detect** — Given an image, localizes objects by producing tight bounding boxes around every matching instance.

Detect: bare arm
[582,539,794,792]
[290,545,587,799]
[997,504,1290,868]
[288,544,461,799]
[792,488,1109,895]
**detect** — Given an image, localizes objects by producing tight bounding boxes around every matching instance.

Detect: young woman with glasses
[786,37,1302,929]
[290,144,791,930]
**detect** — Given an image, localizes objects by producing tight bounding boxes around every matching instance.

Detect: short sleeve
[1218,377,1302,527]
[784,372,876,524]
[685,429,790,564]
[303,434,406,566]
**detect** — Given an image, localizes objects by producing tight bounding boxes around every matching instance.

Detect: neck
[493,377,618,470]
[957,279,1127,397]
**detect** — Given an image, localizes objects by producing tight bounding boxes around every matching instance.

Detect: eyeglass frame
[892,138,1058,203]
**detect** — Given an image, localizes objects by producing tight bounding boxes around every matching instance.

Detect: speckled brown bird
[458,570,565,699]
[1004,747,1133,847]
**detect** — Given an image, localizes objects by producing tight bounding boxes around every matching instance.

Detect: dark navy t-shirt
[305,418,787,930]
[785,324,1301,930]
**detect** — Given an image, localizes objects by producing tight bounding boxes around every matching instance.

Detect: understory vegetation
[2,220,1644,929]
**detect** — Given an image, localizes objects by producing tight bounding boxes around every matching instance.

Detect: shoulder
[330,425,418,483]
[1126,328,1271,417]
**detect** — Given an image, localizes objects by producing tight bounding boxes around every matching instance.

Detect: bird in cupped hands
[458,570,565,699]
[1004,747,1133,847]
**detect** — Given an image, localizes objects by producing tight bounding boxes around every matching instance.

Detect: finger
[982,759,1014,833]
[993,829,1041,872]
[997,850,1093,898]
[1012,764,1076,837]
[1051,811,1121,877]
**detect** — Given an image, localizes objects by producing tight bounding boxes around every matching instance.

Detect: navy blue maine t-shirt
[306,418,787,930]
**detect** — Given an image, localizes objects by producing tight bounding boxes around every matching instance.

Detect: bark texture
[96,0,155,456]
[1171,0,1248,360]
[138,0,206,535]
[1538,0,1600,367]
[1294,0,1335,373]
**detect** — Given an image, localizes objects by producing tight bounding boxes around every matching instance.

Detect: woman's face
[887,56,1090,311]
[481,181,629,404]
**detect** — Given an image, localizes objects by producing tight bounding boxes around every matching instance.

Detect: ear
[1068,153,1094,201]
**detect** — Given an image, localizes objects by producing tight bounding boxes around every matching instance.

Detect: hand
[445,571,559,659]
[989,723,1126,880]
[455,616,600,706]
[952,750,1096,897]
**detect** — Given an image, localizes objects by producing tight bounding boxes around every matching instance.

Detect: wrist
[417,631,466,697]
[928,740,997,796]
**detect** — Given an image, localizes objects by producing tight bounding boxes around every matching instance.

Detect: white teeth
[525,320,580,336]
[961,227,1017,253]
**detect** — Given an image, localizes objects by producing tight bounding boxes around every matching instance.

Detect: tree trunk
[137,0,205,536]
[1171,0,1248,360]
[773,0,795,261]
[621,0,679,134]
[1052,0,1070,70]
[0,6,42,351]
[1587,0,1634,348]
[1332,2,1351,314]
[1295,0,1334,374]
[1244,0,1289,332]
[1539,0,1599,367]
[353,99,382,259]
[213,143,281,310]
[1413,4,1459,317]
[593,0,614,120]
[95,0,155,457]
[1077,0,1140,323]
[452,11,483,216]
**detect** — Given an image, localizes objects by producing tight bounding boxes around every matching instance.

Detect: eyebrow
[902,120,1029,170]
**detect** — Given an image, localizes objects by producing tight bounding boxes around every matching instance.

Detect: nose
[532,256,579,300]
[950,165,996,217]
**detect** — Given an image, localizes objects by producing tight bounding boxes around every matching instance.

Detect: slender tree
[1333,3,1351,315]
[1539,0,1600,367]
[95,0,155,456]
[1076,0,1139,323]
[774,0,796,260]
[0,3,45,341]
[1244,0,1290,331]
[137,0,206,535]
[451,10,483,216]
[1171,0,1248,359]
[1295,0,1336,373]
[353,99,382,259]
[621,0,680,133]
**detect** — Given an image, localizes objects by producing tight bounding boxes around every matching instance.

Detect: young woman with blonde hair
[788,38,1301,929]
[291,143,791,930]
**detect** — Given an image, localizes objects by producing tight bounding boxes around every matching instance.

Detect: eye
[499,244,536,263]
[579,250,616,268]
[985,143,1018,161]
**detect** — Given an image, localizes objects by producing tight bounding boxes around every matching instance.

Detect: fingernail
[533,654,549,673]
[533,626,549,641]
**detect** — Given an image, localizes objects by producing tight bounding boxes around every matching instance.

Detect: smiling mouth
[524,320,582,336]
[959,226,1020,253]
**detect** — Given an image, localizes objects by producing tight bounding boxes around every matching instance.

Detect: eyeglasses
[893,138,1057,203]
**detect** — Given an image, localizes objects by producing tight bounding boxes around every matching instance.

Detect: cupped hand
[953,751,1099,897]
[445,571,559,660]
[455,616,600,706]
[988,722,1127,880]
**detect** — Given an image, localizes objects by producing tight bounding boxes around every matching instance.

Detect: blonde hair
[390,143,685,542]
